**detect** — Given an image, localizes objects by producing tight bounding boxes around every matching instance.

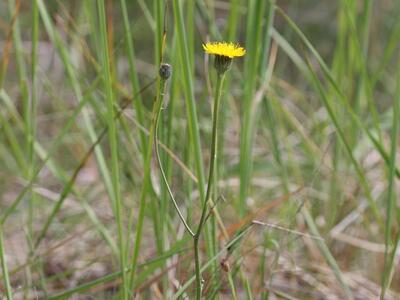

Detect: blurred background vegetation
[0,0,399,299]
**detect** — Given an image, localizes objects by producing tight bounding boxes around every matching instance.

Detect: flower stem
[154,80,195,237]
[194,73,225,299]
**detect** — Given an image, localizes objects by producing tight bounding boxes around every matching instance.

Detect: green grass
[0,0,399,299]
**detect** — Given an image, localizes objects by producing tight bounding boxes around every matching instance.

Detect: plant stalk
[0,225,13,300]
[127,77,165,293]
[194,73,225,299]
[154,84,195,237]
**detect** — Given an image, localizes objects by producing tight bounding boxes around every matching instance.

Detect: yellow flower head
[203,42,246,58]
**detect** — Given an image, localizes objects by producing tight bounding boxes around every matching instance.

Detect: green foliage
[0,0,399,299]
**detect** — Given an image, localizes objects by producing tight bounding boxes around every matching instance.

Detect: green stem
[0,225,13,300]
[194,73,225,300]
[154,86,195,237]
[380,60,400,299]
[227,272,238,300]
[29,0,39,241]
[171,0,206,202]
[120,0,147,153]
[97,1,127,297]
[127,78,165,293]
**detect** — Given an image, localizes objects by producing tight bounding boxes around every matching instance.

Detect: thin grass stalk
[182,2,195,246]
[8,0,31,178]
[329,134,342,228]
[24,0,40,294]
[329,8,347,227]
[341,0,381,144]
[217,0,241,184]
[258,1,275,76]
[227,273,238,300]
[242,272,254,300]
[187,1,195,65]
[0,111,26,170]
[0,0,20,88]
[370,13,400,87]
[382,233,400,298]
[8,0,25,84]
[84,1,101,59]
[302,208,353,299]
[239,0,267,215]
[1,0,25,174]
[127,77,165,293]
[173,60,194,228]
[80,2,115,204]
[264,98,289,193]
[172,0,206,202]
[0,225,13,300]
[227,0,240,40]
[158,37,181,298]
[151,0,165,275]
[120,0,158,262]
[29,0,39,241]
[380,60,400,299]
[96,2,128,298]
[165,41,179,206]
[195,0,220,40]
[360,0,373,57]
[154,0,163,65]
[120,0,147,152]
[161,34,179,300]
[260,243,267,299]
[260,3,289,192]
[136,0,155,30]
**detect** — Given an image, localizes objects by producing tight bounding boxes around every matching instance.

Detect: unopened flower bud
[159,63,172,80]
[214,55,232,75]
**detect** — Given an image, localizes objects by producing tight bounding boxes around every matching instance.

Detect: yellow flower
[203,42,246,58]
